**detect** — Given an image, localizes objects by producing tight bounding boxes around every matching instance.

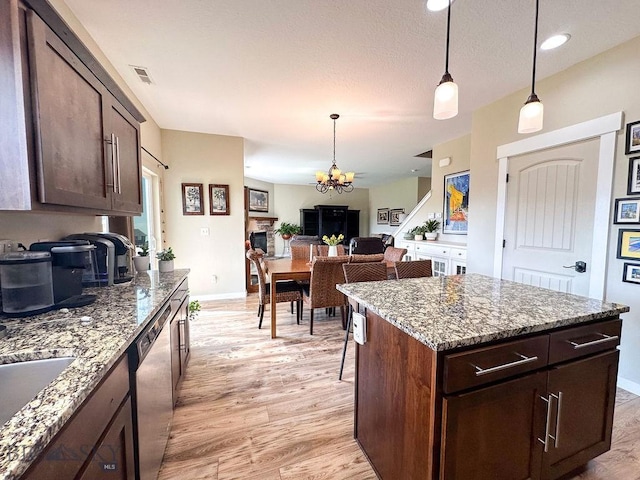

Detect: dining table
[265,257,312,339]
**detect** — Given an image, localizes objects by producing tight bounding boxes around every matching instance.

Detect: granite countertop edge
[0,269,190,480]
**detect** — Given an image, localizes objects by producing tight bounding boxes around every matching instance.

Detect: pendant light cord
[444,0,451,74]
[333,117,337,165]
[530,0,539,96]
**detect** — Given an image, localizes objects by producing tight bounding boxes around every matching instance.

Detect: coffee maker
[64,233,134,285]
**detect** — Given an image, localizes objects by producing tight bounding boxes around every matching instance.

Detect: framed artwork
[622,262,640,284]
[617,229,640,260]
[377,208,389,224]
[614,197,640,224]
[181,183,204,215]
[627,157,640,195]
[248,188,269,212]
[443,170,470,234]
[389,208,405,226]
[209,184,230,215]
[625,120,640,155]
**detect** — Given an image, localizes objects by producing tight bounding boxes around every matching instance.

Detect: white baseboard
[617,376,640,396]
[192,292,247,302]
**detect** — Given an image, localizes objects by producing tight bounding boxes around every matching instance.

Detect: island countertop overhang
[336,273,629,351]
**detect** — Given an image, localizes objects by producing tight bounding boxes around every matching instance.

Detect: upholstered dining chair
[394,259,433,279]
[348,253,385,263]
[301,255,350,334]
[316,244,346,256]
[339,262,388,380]
[246,249,302,329]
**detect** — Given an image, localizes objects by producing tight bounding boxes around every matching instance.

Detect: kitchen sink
[0,356,75,426]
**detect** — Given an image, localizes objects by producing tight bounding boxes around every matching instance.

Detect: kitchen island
[337,273,629,480]
[0,269,189,480]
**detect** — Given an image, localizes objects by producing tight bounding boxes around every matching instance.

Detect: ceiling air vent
[130,65,153,84]
[414,150,433,158]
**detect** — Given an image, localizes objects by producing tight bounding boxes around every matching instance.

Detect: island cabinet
[170,278,191,405]
[0,0,144,214]
[21,354,135,480]
[355,313,621,480]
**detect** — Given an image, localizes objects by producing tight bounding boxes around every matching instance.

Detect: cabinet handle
[538,394,554,453]
[550,391,563,448]
[568,333,618,349]
[110,133,117,192]
[472,352,538,376]
[178,319,186,352]
[115,136,122,194]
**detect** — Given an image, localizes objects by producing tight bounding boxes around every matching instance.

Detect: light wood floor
[158,295,640,480]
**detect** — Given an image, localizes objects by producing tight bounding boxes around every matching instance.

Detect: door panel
[502,140,598,296]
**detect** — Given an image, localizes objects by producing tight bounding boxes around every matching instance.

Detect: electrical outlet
[200,227,210,236]
[435,212,442,219]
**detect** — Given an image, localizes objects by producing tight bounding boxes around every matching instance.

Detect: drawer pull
[568,333,618,350]
[472,353,538,376]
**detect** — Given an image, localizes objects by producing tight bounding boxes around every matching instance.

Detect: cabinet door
[441,371,547,480]
[450,259,467,275]
[77,396,135,480]
[26,12,111,210]
[541,350,619,480]
[106,96,142,213]
[300,209,319,236]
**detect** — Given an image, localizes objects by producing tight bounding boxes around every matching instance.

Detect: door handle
[538,394,554,453]
[563,261,587,273]
[115,136,122,194]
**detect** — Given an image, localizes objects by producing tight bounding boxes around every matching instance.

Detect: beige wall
[162,130,245,298]
[271,184,369,256]
[369,178,424,236]
[409,135,471,243]
[465,35,640,389]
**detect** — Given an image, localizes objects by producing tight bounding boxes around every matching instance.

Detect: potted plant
[156,247,176,273]
[410,225,427,241]
[423,219,441,241]
[274,222,302,240]
[133,243,150,273]
[188,299,201,321]
[322,233,344,256]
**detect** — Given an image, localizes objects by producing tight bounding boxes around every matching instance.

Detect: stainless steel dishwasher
[130,301,174,480]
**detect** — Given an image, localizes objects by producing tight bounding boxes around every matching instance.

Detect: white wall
[466,35,640,390]
[368,178,426,236]
[271,184,369,256]
[162,129,246,298]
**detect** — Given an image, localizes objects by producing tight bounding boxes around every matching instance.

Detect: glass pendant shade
[518,96,544,133]
[433,76,458,120]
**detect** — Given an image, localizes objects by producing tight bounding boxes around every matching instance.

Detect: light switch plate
[200,227,210,236]
[352,312,366,345]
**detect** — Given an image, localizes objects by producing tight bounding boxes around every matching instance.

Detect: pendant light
[433,0,458,120]
[518,0,544,134]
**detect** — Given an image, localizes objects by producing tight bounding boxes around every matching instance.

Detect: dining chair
[316,244,346,256]
[339,262,388,380]
[394,259,433,279]
[383,247,408,263]
[301,255,350,334]
[348,253,385,263]
[290,244,311,260]
[246,250,302,329]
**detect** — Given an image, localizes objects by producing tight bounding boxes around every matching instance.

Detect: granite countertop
[0,269,189,480]
[337,273,629,351]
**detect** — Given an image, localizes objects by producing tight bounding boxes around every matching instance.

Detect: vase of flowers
[322,234,344,257]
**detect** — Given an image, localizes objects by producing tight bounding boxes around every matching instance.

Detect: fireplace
[249,231,267,253]
[246,216,277,257]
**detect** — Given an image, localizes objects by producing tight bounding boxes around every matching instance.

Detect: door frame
[493,112,623,300]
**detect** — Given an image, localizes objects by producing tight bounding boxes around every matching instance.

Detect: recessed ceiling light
[426,0,455,12]
[541,33,571,51]
[411,169,419,173]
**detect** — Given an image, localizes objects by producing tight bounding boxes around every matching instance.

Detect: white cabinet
[396,240,467,276]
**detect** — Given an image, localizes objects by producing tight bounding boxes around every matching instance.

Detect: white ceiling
[63,0,640,188]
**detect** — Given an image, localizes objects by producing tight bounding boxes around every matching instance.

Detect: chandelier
[315,114,355,194]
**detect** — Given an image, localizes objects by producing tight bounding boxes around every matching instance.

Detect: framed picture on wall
[248,188,269,212]
[625,120,640,155]
[181,183,204,215]
[389,208,405,226]
[614,197,640,224]
[209,184,230,215]
[617,229,640,260]
[627,157,640,195]
[377,208,389,224]
[622,262,640,284]
[443,170,470,234]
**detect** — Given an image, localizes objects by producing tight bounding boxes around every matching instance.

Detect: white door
[502,139,599,296]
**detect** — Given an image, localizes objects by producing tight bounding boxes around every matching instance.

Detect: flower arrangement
[322,234,344,246]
